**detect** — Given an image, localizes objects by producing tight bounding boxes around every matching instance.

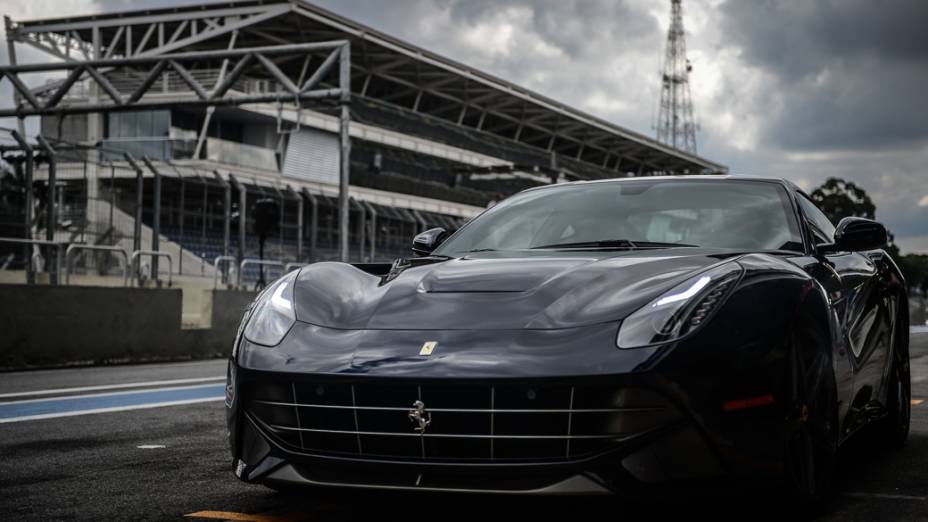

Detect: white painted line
[0,382,225,406]
[845,492,927,501]
[0,397,224,424]
[912,325,928,334]
[0,376,225,400]
[137,445,167,449]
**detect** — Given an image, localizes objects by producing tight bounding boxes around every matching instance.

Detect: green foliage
[809,177,925,293]
[809,177,876,224]
[900,254,928,293]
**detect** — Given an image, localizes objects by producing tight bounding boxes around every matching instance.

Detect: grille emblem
[408,400,431,433]
[419,341,437,356]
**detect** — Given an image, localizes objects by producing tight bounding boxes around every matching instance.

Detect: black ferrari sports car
[226,176,909,503]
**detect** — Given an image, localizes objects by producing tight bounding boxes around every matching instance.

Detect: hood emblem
[408,400,431,433]
[419,341,437,356]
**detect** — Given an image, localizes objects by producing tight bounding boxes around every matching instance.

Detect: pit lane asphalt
[1,334,927,521]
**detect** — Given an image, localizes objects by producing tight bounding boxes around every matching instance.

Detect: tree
[809,177,926,294]
[900,254,928,294]
[809,177,876,224]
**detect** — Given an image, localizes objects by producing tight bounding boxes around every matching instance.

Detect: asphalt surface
[2,334,928,521]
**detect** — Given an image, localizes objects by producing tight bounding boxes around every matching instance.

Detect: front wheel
[784,404,836,508]
[878,344,910,447]
[783,329,838,510]
[877,296,911,448]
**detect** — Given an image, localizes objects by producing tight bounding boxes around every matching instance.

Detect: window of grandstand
[104,110,170,161]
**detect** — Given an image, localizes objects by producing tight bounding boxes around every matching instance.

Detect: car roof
[520,175,790,194]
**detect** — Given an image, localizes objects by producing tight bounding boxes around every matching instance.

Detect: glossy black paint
[226,176,908,495]
[411,227,448,256]
[822,217,889,254]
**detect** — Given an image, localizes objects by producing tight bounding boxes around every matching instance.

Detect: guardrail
[130,250,173,287]
[239,259,285,290]
[213,255,237,289]
[65,244,129,285]
[0,237,65,285]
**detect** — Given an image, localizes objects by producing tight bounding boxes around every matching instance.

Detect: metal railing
[130,250,173,287]
[213,255,237,290]
[0,237,65,285]
[239,259,286,290]
[65,244,129,286]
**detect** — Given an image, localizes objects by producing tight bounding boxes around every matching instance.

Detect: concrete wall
[1,286,923,370]
[210,290,257,335]
[0,285,257,370]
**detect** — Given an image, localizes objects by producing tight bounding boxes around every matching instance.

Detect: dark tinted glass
[435,180,803,255]
[797,194,836,245]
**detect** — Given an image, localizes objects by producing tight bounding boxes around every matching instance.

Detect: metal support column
[288,185,303,263]
[124,153,144,254]
[215,171,230,259]
[301,188,317,262]
[35,135,58,284]
[276,186,285,261]
[4,16,25,136]
[362,201,377,262]
[178,174,185,275]
[10,130,34,284]
[352,198,365,262]
[337,42,352,262]
[108,161,115,229]
[201,177,208,249]
[228,175,246,269]
[141,156,162,279]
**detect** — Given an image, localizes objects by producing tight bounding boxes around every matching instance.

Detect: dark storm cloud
[719,0,928,150]
[316,0,660,64]
[441,0,657,58]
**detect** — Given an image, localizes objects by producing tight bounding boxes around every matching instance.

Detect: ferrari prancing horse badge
[419,341,437,356]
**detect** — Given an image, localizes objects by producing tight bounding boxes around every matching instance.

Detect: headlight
[617,262,743,349]
[243,270,298,346]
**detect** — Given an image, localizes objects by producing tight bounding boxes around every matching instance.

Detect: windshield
[434,179,803,256]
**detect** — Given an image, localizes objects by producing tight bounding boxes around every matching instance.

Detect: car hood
[293,248,740,330]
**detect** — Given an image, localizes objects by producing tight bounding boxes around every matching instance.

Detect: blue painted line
[0,384,225,421]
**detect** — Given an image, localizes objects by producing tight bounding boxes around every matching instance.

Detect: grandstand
[1,0,727,288]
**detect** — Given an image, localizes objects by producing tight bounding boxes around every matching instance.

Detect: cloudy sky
[3,0,927,253]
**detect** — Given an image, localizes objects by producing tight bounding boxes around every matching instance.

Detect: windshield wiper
[627,241,699,248]
[530,239,698,250]
[465,248,497,253]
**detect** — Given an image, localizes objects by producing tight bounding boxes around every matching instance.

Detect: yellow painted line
[185,511,307,522]
[912,399,924,406]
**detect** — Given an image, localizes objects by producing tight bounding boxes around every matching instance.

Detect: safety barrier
[238,259,285,290]
[130,250,173,287]
[0,237,65,284]
[213,255,237,289]
[65,244,129,286]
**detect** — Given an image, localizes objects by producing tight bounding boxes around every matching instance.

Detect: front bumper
[227,320,790,495]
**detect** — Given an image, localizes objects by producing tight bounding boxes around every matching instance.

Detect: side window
[797,195,837,245]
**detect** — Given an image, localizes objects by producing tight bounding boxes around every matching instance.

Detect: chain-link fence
[1,126,471,288]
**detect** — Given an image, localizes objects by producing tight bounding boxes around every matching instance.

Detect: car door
[795,193,894,432]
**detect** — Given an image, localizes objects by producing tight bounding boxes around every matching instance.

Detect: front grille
[246,379,678,463]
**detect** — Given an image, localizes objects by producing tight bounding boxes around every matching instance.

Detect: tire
[783,329,838,511]
[878,309,910,448]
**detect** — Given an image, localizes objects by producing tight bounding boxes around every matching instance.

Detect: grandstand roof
[10,0,727,175]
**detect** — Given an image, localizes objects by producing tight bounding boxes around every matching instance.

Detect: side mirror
[819,217,887,254]
[412,227,448,256]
